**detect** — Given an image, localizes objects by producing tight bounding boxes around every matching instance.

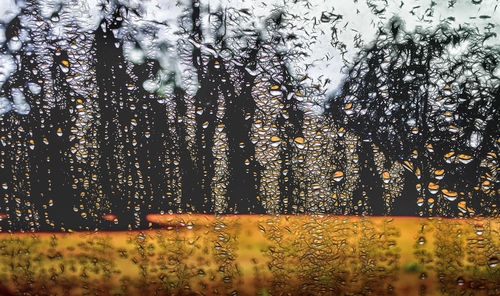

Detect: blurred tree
[327,18,500,216]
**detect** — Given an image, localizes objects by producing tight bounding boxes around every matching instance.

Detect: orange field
[0,215,499,295]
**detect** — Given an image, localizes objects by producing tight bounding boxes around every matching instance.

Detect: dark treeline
[326,18,500,216]
[0,2,498,231]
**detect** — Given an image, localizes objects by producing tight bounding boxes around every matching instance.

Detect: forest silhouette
[0,1,498,232]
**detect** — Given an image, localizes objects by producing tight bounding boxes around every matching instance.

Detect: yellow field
[0,215,499,295]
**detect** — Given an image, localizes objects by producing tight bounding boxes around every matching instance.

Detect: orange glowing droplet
[444,151,455,158]
[458,201,467,212]
[403,161,413,171]
[294,137,305,144]
[442,189,457,197]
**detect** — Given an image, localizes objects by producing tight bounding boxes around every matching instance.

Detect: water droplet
[333,171,344,182]
[428,182,439,194]
[442,189,457,201]
[270,136,281,147]
[474,224,484,235]
[481,180,491,191]
[488,257,498,267]
[294,137,305,149]
[434,169,445,180]
[457,154,473,164]
[444,151,455,163]
[457,201,467,213]
[403,161,414,172]
[382,172,390,183]
[269,85,281,96]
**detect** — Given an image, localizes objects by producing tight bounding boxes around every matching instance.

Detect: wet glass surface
[0,0,498,294]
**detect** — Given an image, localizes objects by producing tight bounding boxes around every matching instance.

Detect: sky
[0,0,499,106]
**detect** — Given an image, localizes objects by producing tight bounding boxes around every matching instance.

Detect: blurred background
[0,0,498,232]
